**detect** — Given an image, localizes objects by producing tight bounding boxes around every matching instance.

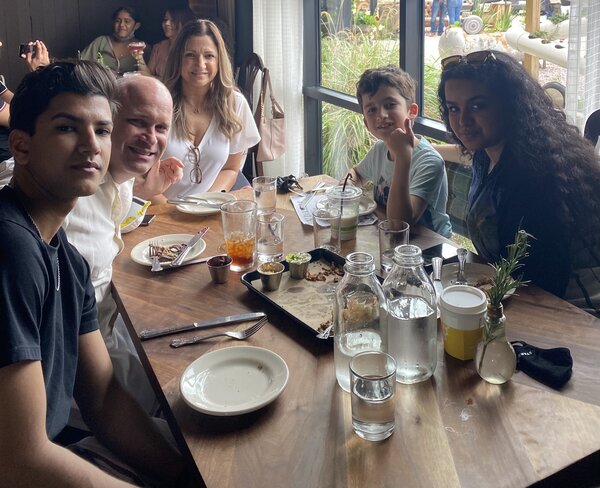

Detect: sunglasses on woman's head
[441,50,496,70]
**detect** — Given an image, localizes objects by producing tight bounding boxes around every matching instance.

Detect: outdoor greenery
[320,6,443,178]
[320,8,400,178]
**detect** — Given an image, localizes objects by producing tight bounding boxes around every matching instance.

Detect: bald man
[63,75,182,413]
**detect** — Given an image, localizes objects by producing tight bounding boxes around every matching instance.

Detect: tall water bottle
[383,245,437,384]
[334,252,388,392]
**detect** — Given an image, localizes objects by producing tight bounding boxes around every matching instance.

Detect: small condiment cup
[285,252,312,279]
[258,262,284,291]
[207,255,232,284]
[439,285,487,360]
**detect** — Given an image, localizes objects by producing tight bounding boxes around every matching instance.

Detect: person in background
[80,6,149,76]
[152,19,259,201]
[0,39,50,161]
[438,50,600,315]
[0,60,186,487]
[347,65,452,237]
[137,6,196,80]
[429,0,447,36]
[447,0,463,27]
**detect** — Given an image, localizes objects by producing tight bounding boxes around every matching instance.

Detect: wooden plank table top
[112,176,600,488]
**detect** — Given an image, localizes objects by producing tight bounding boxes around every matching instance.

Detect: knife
[170,227,209,267]
[139,312,266,341]
[299,181,325,209]
[167,199,222,208]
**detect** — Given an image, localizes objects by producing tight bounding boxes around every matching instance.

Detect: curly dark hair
[437,50,600,237]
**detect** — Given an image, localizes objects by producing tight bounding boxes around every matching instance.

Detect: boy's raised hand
[386,117,415,166]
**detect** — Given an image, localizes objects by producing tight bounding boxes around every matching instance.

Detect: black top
[0,186,98,439]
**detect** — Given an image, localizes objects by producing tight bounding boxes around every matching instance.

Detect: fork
[455,248,468,285]
[169,317,268,348]
[148,241,164,272]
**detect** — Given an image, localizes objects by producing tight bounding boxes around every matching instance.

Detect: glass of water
[377,220,409,277]
[257,212,284,262]
[252,176,277,214]
[349,351,396,441]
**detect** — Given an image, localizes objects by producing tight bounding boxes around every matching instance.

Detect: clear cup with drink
[220,200,257,272]
[252,176,277,214]
[350,351,397,441]
[125,41,146,75]
[323,185,362,241]
[257,212,284,263]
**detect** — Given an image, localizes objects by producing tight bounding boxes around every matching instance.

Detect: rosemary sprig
[487,230,532,306]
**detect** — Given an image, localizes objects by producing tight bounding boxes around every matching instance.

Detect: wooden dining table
[111,176,600,488]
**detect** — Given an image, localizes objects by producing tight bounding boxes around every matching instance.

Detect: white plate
[175,192,236,216]
[180,346,289,416]
[359,195,377,216]
[130,233,206,266]
[441,262,515,298]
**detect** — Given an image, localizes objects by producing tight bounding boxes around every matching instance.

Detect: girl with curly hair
[438,50,600,315]
[159,19,259,197]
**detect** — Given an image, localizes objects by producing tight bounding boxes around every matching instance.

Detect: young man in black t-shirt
[0,61,187,487]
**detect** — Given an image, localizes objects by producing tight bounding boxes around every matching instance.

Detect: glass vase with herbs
[475,230,531,384]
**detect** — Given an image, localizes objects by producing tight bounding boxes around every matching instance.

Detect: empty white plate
[180,346,289,416]
[130,233,206,266]
[175,192,236,216]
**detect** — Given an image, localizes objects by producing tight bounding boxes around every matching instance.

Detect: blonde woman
[157,19,259,199]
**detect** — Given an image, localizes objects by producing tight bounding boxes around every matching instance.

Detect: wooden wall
[0,0,237,89]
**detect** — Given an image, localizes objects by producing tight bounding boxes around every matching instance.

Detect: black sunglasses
[441,50,497,70]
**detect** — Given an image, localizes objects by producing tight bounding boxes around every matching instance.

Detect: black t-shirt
[0,186,98,439]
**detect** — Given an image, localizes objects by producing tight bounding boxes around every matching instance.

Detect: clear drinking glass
[312,206,341,254]
[220,200,257,272]
[257,212,284,263]
[350,351,396,441]
[252,176,277,214]
[377,220,410,277]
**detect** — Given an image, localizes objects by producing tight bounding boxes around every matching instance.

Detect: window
[303,0,447,176]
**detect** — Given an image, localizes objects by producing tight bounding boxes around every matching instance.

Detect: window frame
[302,0,448,175]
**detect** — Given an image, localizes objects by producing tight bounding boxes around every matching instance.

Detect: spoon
[455,248,468,285]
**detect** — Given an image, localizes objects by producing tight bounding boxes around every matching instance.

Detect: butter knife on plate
[139,312,266,341]
[170,227,209,267]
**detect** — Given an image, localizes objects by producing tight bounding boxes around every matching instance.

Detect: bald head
[109,75,173,184]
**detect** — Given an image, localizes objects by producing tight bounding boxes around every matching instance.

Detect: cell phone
[18,43,35,57]
[422,243,459,268]
[140,214,155,226]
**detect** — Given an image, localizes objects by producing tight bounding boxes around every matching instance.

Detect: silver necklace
[26,212,60,292]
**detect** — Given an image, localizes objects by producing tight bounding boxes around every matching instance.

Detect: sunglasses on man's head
[441,50,497,70]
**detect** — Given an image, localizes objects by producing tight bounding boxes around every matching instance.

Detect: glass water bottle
[383,245,437,384]
[334,252,388,392]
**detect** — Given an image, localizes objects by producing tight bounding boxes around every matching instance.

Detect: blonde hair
[163,19,241,141]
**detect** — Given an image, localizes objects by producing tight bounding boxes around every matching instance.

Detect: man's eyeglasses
[187,145,202,184]
[441,50,496,70]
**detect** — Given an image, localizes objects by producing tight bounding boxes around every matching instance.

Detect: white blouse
[163,91,260,198]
